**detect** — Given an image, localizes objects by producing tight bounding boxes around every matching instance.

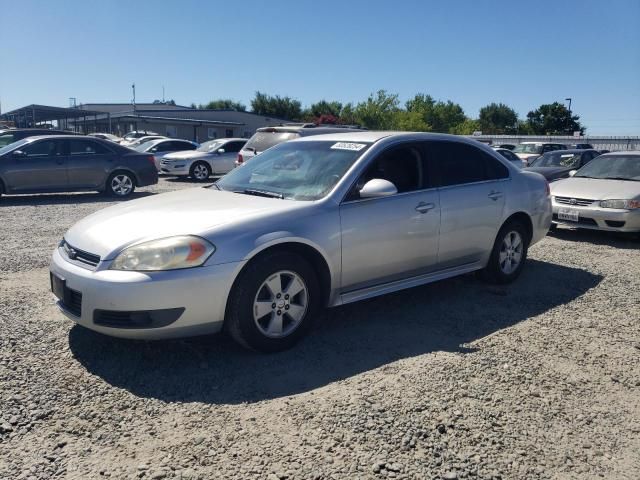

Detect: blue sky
[1,0,639,135]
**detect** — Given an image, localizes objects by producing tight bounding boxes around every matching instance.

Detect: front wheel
[189,162,211,181]
[106,171,135,197]
[225,252,320,352]
[481,221,529,284]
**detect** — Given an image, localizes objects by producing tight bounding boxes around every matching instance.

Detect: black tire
[0,179,4,199]
[480,220,529,284]
[225,251,320,353]
[189,161,211,181]
[105,171,136,198]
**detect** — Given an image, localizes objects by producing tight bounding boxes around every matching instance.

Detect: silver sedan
[50,132,551,352]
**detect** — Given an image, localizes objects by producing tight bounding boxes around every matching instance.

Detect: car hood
[64,188,300,259]
[551,177,640,200]
[162,151,210,161]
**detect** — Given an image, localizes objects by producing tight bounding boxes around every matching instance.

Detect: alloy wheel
[253,270,308,338]
[111,174,133,196]
[499,230,523,274]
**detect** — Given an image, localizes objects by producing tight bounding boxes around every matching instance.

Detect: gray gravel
[1,178,639,479]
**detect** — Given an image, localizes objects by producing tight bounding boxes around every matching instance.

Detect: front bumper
[50,248,244,340]
[551,202,640,232]
[160,161,192,176]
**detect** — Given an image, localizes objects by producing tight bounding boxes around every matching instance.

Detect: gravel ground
[1,178,639,480]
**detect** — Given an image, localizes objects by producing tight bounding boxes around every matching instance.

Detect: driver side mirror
[359,178,397,199]
[12,150,27,158]
[568,170,577,177]
[217,148,226,154]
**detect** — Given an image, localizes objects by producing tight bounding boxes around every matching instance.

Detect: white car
[160,138,246,180]
[513,142,566,166]
[134,138,199,170]
[124,135,166,148]
[550,151,640,233]
[237,124,366,166]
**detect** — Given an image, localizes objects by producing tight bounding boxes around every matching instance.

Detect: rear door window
[69,139,111,155]
[223,141,245,153]
[427,142,509,187]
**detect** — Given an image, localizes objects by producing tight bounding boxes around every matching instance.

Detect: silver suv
[236,124,365,166]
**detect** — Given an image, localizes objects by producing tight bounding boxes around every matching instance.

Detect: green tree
[478,103,518,134]
[353,90,400,129]
[526,102,585,135]
[200,99,246,111]
[339,103,358,125]
[250,91,302,120]
[405,94,466,133]
[307,100,343,118]
[450,118,481,135]
[391,110,432,131]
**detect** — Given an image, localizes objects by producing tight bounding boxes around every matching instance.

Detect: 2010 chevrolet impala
[50,132,552,352]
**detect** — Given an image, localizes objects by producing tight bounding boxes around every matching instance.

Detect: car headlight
[599,199,640,210]
[110,235,215,271]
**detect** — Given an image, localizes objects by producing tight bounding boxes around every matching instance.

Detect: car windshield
[197,140,224,152]
[513,144,543,154]
[216,140,371,200]
[531,152,581,168]
[0,138,29,156]
[134,140,157,151]
[574,155,640,181]
[244,131,299,153]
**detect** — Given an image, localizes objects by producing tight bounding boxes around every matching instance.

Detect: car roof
[600,150,640,156]
[214,137,247,142]
[21,135,98,141]
[292,131,491,145]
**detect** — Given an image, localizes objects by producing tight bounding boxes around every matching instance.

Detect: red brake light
[237,153,243,164]
[147,155,155,165]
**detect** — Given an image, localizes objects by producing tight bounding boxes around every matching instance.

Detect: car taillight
[545,179,550,196]
[237,153,243,164]
[147,155,155,165]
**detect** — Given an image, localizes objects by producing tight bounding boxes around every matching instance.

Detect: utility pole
[565,97,572,135]
[162,85,165,103]
[132,83,136,112]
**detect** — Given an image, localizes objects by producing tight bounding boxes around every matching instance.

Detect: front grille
[554,196,595,206]
[61,240,100,268]
[552,214,598,227]
[62,288,82,317]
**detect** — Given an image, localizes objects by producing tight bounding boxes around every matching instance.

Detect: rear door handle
[415,202,435,213]
[488,191,503,201]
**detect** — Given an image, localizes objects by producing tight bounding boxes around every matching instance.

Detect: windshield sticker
[331,142,367,151]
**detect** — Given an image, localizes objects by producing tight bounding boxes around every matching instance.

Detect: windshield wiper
[602,176,639,182]
[241,189,284,199]
[209,182,221,190]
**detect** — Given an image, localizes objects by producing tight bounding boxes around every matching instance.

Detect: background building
[1,103,289,141]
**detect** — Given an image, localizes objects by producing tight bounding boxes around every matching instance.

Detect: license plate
[558,208,579,222]
[50,272,65,300]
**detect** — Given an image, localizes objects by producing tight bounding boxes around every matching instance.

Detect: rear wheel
[225,251,320,352]
[106,171,135,197]
[190,162,211,181]
[481,220,529,284]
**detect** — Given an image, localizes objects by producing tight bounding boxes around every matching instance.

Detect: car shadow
[68,259,602,405]
[0,191,154,206]
[549,226,639,249]
[164,176,222,184]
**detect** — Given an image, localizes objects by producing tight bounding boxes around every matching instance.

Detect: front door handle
[488,191,503,201]
[415,202,435,213]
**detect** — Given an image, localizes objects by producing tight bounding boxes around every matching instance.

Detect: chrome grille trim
[554,196,595,206]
